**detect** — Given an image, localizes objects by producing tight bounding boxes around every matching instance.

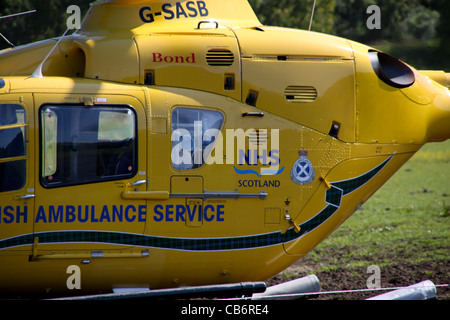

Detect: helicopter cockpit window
[172,108,224,170]
[0,104,27,192]
[40,105,137,188]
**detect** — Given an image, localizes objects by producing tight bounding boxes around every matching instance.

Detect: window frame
[0,104,28,193]
[39,103,139,189]
[171,106,225,171]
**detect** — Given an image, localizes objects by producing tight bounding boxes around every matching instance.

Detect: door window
[0,104,27,192]
[40,105,137,188]
[171,108,224,170]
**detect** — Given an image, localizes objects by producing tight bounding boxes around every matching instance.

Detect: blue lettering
[197,1,209,17]
[186,1,198,17]
[166,205,174,222]
[269,150,280,166]
[0,206,28,224]
[239,149,265,165]
[138,205,147,222]
[113,205,123,222]
[49,206,63,223]
[162,3,174,20]
[186,205,197,222]
[78,205,89,223]
[125,205,136,223]
[141,1,208,23]
[100,205,111,223]
[3,206,14,224]
[17,206,27,223]
[204,205,215,222]
[35,206,47,223]
[259,149,268,165]
[176,2,188,18]
[91,205,99,223]
[66,206,76,222]
[30,205,148,224]
[175,205,186,222]
[154,205,164,222]
[239,179,281,188]
[152,205,227,222]
[238,149,247,165]
[237,149,281,166]
[217,205,225,222]
[139,6,154,23]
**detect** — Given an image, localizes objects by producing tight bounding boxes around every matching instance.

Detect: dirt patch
[268,260,449,300]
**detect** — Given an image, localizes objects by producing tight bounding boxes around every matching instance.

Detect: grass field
[308,140,449,269]
[273,140,450,299]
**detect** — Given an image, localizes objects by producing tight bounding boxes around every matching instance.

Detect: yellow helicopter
[0,0,449,298]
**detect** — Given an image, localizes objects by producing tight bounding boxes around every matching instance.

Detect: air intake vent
[206,49,234,66]
[285,86,318,103]
[248,129,268,147]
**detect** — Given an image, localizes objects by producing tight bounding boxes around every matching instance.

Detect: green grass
[302,140,450,272]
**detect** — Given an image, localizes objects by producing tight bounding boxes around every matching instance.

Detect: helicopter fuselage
[0,0,449,297]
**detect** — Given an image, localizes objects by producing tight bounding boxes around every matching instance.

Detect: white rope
[220,284,449,300]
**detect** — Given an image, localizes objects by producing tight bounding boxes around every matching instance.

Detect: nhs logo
[233,130,284,177]
[171,109,283,176]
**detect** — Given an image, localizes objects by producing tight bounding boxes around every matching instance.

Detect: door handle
[197,20,219,29]
[20,194,35,200]
[131,180,147,187]
[242,112,264,117]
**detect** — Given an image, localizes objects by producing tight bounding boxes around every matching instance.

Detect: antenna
[0,10,37,21]
[31,28,70,78]
[0,33,14,47]
[308,0,317,31]
[0,10,37,47]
